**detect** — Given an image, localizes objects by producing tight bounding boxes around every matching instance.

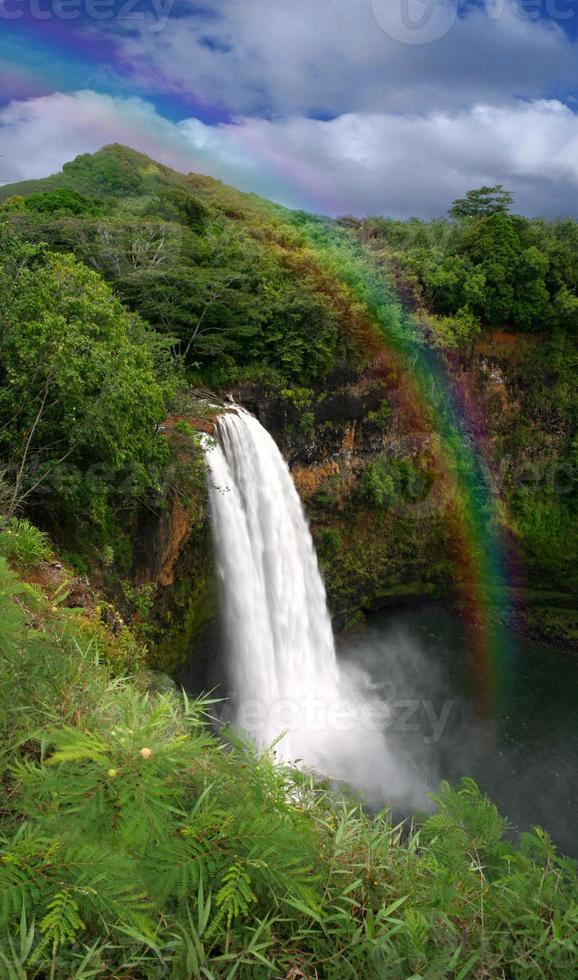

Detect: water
[206,408,423,805]
[339,604,578,856]
[204,409,578,854]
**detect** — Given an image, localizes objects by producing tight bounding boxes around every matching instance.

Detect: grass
[0,517,52,568]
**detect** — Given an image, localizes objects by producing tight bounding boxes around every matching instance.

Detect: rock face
[132,492,217,676]
[132,335,577,677]
[133,494,193,590]
[227,337,577,646]
[232,377,396,464]
[227,375,452,629]
[130,416,218,677]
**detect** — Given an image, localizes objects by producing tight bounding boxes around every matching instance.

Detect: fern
[208,862,256,937]
[0,857,33,927]
[0,556,576,977]
[145,834,219,905]
[30,890,85,965]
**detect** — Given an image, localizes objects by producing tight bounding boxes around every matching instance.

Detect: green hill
[0,142,288,220]
[1,145,577,640]
[0,147,577,975]
[0,143,357,389]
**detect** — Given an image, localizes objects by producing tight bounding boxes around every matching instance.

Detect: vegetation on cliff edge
[0,556,576,978]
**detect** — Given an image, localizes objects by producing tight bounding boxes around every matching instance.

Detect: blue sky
[2,0,578,216]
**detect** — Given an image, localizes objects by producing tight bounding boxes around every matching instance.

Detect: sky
[2,0,578,217]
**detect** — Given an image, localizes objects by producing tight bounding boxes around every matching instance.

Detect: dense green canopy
[0,232,173,542]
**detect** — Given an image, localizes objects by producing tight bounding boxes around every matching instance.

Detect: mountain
[1,145,576,653]
[0,143,290,221]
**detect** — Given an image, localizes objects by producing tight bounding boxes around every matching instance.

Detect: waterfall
[206,407,425,804]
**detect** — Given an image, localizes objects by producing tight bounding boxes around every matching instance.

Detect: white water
[206,407,425,805]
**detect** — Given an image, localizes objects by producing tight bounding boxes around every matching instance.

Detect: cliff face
[464,333,578,648]
[228,374,454,629]
[131,458,217,678]
[132,333,576,677]
[227,333,577,646]
[128,373,442,676]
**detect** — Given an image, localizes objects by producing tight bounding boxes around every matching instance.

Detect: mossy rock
[149,567,216,676]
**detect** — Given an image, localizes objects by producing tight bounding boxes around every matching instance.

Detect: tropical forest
[0,139,575,977]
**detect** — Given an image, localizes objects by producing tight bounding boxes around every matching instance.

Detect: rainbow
[253,214,515,716]
[0,26,515,712]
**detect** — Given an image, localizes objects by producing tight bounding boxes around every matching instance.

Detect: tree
[513,245,550,330]
[459,212,521,325]
[450,186,514,220]
[24,189,102,216]
[135,268,242,358]
[0,232,173,533]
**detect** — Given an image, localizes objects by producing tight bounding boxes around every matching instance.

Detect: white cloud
[227,99,578,218]
[113,0,578,116]
[0,91,202,182]
[2,90,578,218]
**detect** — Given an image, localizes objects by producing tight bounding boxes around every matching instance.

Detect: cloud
[2,90,578,218]
[113,0,578,116]
[242,99,578,218]
[0,91,202,182]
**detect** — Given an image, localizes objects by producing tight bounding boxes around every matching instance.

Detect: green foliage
[0,518,52,568]
[1,147,362,386]
[317,526,343,562]
[3,156,578,355]
[121,580,156,622]
[360,455,432,511]
[361,457,398,508]
[279,386,315,410]
[158,187,208,230]
[210,861,257,935]
[366,398,392,426]
[280,386,317,434]
[426,307,481,350]
[61,146,148,195]
[0,231,175,544]
[101,622,148,674]
[0,147,576,638]
[510,490,578,593]
[461,212,521,325]
[0,557,576,977]
[34,891,85,964]
[489,330,578,596]
[363,193,578,334]
[24,189,102,216]
[0,195,26,213]
[450,184,514,219]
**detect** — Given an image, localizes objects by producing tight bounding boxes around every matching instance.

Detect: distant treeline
[347,185,578,334]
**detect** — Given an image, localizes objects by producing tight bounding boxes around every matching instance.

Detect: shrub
[318,526,342,557]
[0,557,576,977]
[0,518,52,568]
[24,189,102,216]
[360,457,398,508]
[0,195,26,213]
[366,398,392,427]
[361,456,433,511]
